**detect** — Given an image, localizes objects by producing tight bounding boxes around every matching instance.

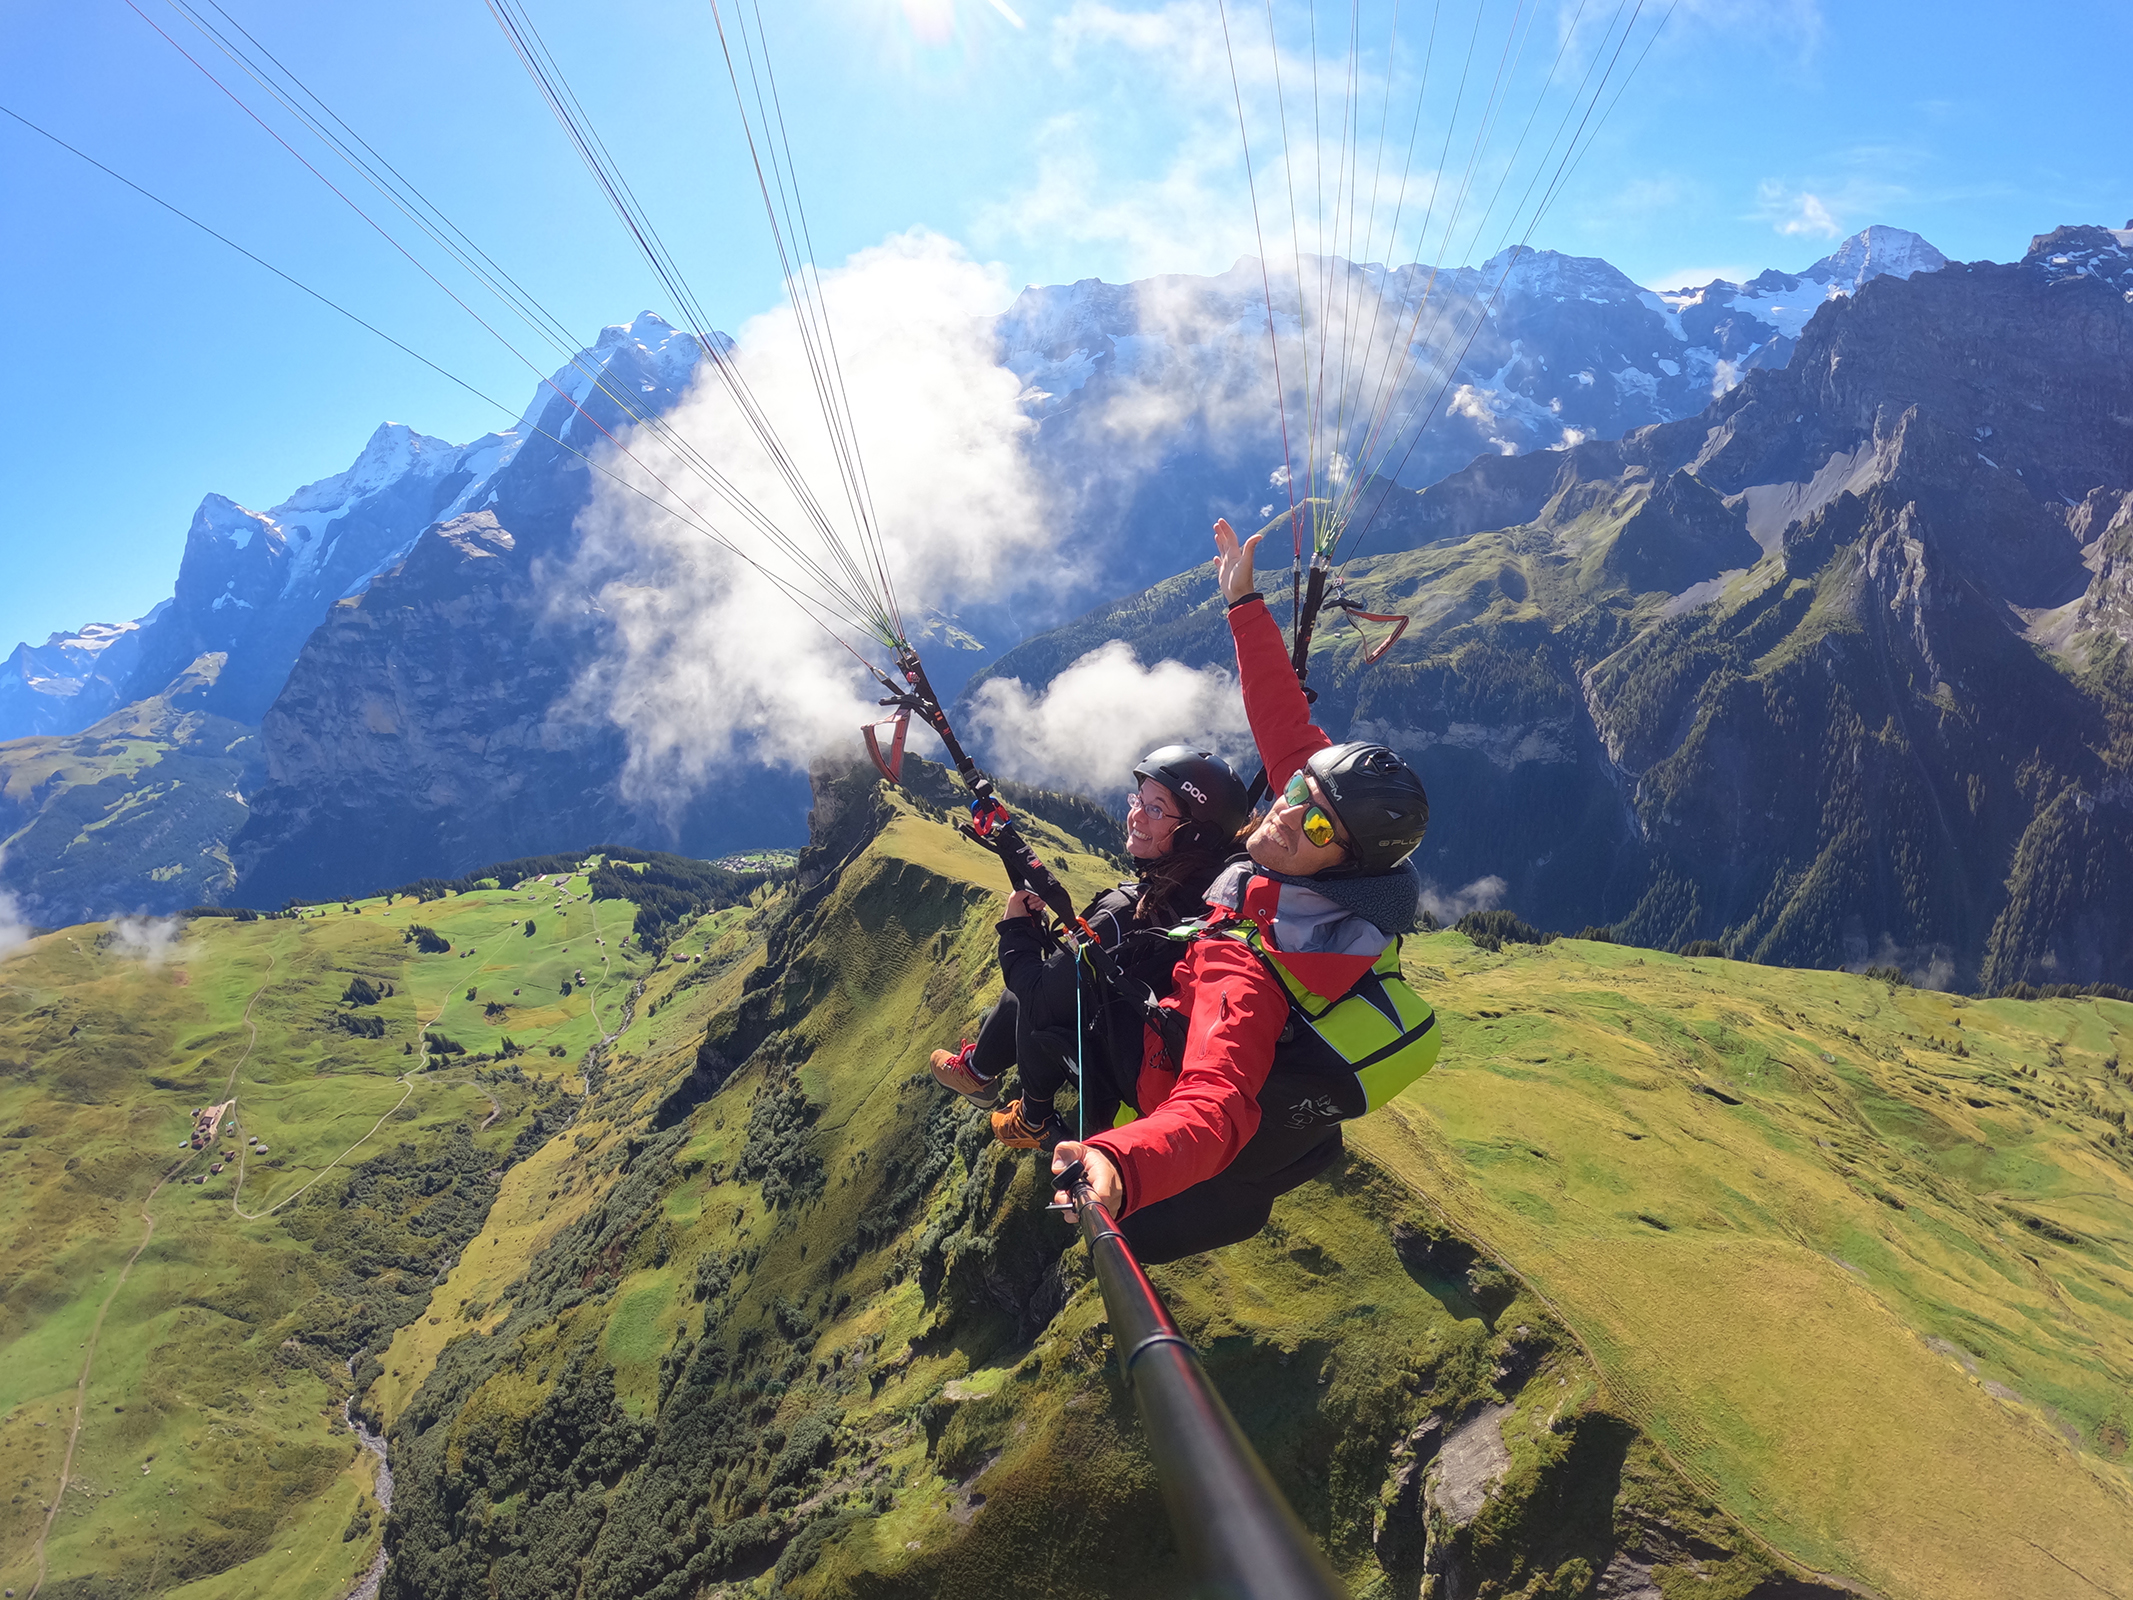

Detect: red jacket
[1086,593,1343,1216]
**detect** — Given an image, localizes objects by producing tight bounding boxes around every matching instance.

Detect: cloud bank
[1420,873,1506,925]
[108,914,182,966]
[0,890,29,962]
[567,230,1062,813]
[967,641,1252,797]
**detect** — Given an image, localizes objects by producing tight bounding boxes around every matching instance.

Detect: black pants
[970,945,1093,1111]
[1119,1120,1346,1266]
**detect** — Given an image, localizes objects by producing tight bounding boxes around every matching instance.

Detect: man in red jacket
[1050,518,1433,1263]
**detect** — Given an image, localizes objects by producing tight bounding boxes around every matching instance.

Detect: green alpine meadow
[5,771,2128,1597]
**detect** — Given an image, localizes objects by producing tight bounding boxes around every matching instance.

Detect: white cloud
[973,109,1258,284]
[966,640,1252,796]
[1777,192,1841,239]
[0,891,29,962]
[108,914,182,966]
[562,230,1064,815]
[1754,181,1851,241]
[1420,873,1505,925]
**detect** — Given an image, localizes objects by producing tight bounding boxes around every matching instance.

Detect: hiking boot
[990,1099,1067,1151]
[928,1041,999,1107]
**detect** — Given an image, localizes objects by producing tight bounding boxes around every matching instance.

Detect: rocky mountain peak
[2024,223,2133,294]
[279,421,458,518]
[587,310,709,385]
[1804,225,1948,290]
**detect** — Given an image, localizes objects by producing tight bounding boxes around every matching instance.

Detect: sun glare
[899,0,957,46]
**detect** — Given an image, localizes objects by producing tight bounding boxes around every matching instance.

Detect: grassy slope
[368,793,2126,1600]
[1368,933,2133,1599]
[8,795,2131,1599]
[0,861,653,1598]
[0,663,260,918]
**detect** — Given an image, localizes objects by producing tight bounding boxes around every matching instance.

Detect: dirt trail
[230,949,439,1222]
[25,1168,174,1599]
[27,943,288,1597]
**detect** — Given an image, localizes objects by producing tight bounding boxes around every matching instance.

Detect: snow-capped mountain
[2026,221,2133,295]
[1651,224,1951,381]
[0,313,703,739]
[996,226,1950,593]
[0,605,164,739]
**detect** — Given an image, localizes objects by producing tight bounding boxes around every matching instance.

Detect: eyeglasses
[1281,772,1341,849]
[1125,790,1182,826]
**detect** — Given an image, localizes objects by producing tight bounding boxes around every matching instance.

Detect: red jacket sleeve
[1229,594,1332,790]
[1086,937,1288,1215]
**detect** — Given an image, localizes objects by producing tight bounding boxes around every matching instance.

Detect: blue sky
[2,0,2127,655]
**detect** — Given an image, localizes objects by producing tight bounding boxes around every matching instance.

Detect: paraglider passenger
[1048,518,1436,1264]
[928,747,1252,1148]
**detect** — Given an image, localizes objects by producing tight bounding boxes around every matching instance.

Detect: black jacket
[994,862,1233,1097]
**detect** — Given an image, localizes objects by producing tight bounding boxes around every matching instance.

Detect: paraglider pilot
[1049,518,1436,1264]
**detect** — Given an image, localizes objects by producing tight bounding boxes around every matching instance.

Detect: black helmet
[1133,746,1252,841]
[1305,742,1429,874]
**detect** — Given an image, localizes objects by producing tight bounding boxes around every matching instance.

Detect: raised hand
[1212,517,1265,605]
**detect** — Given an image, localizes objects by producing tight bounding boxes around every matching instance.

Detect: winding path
[27,943,285,1598]
[229,946,448,1222]
[25,1169,175,1599]
[30,877,637,1596]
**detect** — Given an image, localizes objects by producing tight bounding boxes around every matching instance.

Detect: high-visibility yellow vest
[1112,908,1440,1129]
[1218,919,1441,1114]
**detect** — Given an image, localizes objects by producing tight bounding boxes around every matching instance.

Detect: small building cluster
[187,1101,232,1151]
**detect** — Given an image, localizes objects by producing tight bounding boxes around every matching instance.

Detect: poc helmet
[1133,745,1253,843]
[1305,742,1429,874]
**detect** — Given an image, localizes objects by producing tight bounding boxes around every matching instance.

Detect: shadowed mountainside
[973,228,2133,990]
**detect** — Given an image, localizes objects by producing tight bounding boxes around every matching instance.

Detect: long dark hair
[1133,820,1249,928]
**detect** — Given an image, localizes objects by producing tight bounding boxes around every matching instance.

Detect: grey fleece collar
[1204,858,1421,950]
[1263,859,1423,936]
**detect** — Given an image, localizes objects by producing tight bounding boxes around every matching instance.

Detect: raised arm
[1212,518,1331,790]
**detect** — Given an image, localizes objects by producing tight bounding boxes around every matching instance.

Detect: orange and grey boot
[990,1099,1067,1150]
[928,1040,1000,1108]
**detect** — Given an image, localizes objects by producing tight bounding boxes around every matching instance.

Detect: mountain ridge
[3,227,1943,744]
[972,227,2133,989]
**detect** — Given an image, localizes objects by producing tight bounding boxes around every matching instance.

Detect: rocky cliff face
[0,316,705,742]
[976,227,2133,989]
[232,481,807,906]
[111,426,476,725]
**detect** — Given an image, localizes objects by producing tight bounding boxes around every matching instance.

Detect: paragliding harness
[1131,873,1440,1130]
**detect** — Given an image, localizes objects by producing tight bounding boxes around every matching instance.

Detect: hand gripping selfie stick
[1054,1160,1349,1600]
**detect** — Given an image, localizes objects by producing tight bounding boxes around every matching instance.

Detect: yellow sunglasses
[1281,772,1341,849]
